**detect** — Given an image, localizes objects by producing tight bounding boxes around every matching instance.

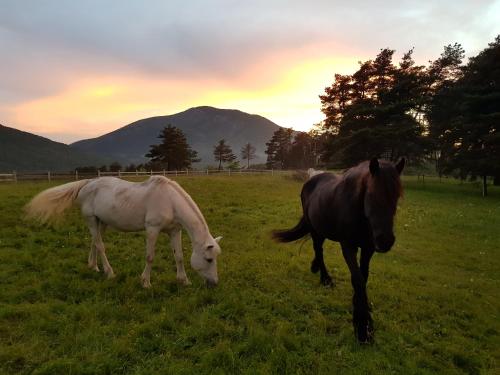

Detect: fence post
[48,171,51,182]
[228,168,231,176]
[118,170,121,178]
[136,170,138,176]
[75,170,78,181]
[206,169,209,175]
[98,170,101,177]
[150,170,153,176]
[186,168,188,175]
[13,171,17,183]
[272,169,274,176]
[175,170,178,176]
[163,169,166,176]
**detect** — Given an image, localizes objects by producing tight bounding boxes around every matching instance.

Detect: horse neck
[171,187,210,245]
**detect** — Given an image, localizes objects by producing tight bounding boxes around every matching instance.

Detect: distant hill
[71,106,283,166]
[0,124,109,172]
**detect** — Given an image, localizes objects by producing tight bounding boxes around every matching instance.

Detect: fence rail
[0,173,17,182]
[0,169,459,184]
[0,168,290,182]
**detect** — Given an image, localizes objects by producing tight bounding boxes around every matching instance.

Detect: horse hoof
[177,277,191,286]
[88,264,100,272]
[355,322,374,344]
[106,271,116,279]
[321,276,334,287]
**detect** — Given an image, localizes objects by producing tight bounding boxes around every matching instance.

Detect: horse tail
[25,179,91,223]
[272,216,310,243]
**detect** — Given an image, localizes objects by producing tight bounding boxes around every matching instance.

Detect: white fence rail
[0,169,289,182]
[0,173,17,182]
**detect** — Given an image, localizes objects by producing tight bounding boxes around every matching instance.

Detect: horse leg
[87,216,115,279]
[88,221,108,272]
[88,234,99,272]
[360,247,375,282]
[341,242,373,343]
[311,234,333,287]
[141,226,160,288]
[170,229,191,285]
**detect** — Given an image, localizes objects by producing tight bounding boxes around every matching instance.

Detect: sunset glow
[1,1,498,143]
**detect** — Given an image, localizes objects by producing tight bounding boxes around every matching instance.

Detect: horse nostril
[205,258,213,263]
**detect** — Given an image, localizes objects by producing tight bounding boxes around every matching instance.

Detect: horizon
[1,0,499,143]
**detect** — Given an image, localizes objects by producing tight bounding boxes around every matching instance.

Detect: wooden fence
[0,169,290,182]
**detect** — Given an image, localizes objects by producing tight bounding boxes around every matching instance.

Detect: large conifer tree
[145,125,199,170]
[429,36,500,195]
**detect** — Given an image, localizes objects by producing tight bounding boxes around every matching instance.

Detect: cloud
[1,0,498,141]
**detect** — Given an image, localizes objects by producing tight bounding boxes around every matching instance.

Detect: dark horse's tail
[272,216,310,242]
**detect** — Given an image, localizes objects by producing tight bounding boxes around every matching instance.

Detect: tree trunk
[218,159,222,171]
[482,175,488,197]
[247,158,250,169]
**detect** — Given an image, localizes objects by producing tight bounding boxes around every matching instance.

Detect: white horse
[25,176,222,288]
[307,168,324,179]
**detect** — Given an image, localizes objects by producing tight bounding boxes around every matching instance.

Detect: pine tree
[429,36,500,195]
[320,48,429,167]
[240,143,256,168]
[265,128,293,169]
[145,125,199,170]
[213,139,236,170]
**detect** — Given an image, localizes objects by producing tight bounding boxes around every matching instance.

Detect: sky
[1,0,499,144]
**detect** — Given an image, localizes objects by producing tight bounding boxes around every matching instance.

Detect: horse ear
[395,157,406,175]
[369,158,380,175]
[215,236,223,243]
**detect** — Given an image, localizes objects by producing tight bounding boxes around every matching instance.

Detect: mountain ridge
[0,124,109,172]
[70,106,283,166]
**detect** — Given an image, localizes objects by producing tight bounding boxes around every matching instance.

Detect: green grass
[0,175,498,374]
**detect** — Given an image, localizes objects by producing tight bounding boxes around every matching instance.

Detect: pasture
[0,175,498,374]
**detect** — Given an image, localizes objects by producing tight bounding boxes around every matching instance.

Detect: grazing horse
[25,176,222,288]
[273,158,405,343]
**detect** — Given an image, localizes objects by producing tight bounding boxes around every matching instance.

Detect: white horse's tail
[25,179,91,223]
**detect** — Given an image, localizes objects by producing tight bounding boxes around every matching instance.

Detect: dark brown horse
[273,158,405,343]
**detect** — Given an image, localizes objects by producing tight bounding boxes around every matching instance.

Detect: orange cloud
[10,48,359,142]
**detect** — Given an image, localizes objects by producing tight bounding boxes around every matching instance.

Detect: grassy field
[0,175,499,374]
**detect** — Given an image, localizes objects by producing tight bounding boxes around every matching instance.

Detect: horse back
[78,176,175,231]
[301,172,366,242]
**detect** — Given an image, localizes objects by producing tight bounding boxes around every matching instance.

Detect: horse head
[191,236,222,287]
[364,158,405,253]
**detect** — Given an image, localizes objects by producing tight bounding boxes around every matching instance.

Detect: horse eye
[205,258,213,263]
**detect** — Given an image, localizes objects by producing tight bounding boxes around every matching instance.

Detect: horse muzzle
[205,278,218,288]
[374,233,395,253]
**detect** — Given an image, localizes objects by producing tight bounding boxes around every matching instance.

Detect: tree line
[263,35,499,195]
[78,36,498,195]
[77,125,259,173]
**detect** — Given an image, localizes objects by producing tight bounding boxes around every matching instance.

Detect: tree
[240,143,256,168]
[265,128,293,169]
[428,36,500,196]
[109,161,122,172]
[319,48,429,167]
[288,131,322,169]
[213,139,236,170]
[145,125,200,170]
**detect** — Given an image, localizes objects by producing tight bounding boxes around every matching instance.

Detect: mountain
[71,106,282,166]
[0,124,109,172]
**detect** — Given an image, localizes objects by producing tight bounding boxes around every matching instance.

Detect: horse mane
[343,160,403,208]
[149,176,209,228]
